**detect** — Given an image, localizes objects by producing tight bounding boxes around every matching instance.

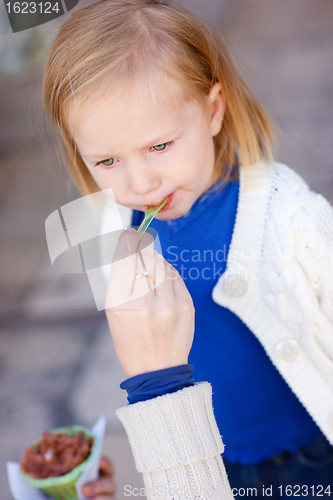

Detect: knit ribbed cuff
[116,382,224,472]
[116,382,234,500]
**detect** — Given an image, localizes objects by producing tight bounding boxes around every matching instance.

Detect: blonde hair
[43,0,274,196]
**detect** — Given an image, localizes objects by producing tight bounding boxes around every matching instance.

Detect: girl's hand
[105,228,195,379]
[81,456,116,499]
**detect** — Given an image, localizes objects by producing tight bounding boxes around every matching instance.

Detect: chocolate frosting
[20,431,94,479]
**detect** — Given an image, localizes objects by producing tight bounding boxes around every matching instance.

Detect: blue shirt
[129,177,321,464]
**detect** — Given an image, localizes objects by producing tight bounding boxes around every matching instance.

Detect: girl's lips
[159,192,175,211]
[145,192,175,211]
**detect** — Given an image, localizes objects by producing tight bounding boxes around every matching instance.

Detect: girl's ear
[208,82,225,137]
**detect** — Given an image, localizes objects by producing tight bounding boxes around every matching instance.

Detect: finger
[81,477,116,497]
[171,263,192,301]
[106,229,140,308]
[99,456,114,478]
[131,231,156,298]
[111,228,138,263]
[155,254,193,317]
[154,251,175,295]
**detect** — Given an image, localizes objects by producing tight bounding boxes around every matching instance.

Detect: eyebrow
[81,128,181,159]
[82,152,115,159]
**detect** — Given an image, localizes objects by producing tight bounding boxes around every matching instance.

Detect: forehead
[68,73,206,154]
[69,71,187,126]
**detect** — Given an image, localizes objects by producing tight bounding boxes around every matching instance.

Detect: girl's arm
[273,166,333,361]
[116,382,233,500]
[105,228,234,500]
[294,189,333,324]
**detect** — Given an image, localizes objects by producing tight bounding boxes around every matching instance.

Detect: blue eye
[152,143,169,151]
[101,157,116,166]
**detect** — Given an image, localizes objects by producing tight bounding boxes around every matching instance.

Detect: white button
[276,339,301,362]
[222,275,248,297]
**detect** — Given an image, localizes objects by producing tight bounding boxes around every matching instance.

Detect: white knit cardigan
[105,162,333,497]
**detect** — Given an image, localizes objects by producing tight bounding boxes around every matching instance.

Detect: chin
[154,211,172,220]
[155,208,185,220]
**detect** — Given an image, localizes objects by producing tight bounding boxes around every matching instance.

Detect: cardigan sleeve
[296,190,333,317]
[116,382,234,500]
[270,164,333,371]
[294,187,333,361]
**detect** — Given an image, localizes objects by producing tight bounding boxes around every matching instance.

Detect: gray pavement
[1,0,333,498]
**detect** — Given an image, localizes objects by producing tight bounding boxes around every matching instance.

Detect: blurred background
[0,0,332,498]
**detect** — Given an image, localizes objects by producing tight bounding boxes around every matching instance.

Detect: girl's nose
[126,162,161,196]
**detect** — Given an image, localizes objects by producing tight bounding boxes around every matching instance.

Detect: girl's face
[71,76,225,220]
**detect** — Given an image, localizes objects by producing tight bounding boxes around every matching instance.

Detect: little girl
[43,0,333,496]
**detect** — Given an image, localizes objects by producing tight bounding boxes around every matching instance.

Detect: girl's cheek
[89,164,109,182]
[85,165,106,189]
[96,167,123,192]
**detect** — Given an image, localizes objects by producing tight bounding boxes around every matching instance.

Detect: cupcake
[19,425,96,500]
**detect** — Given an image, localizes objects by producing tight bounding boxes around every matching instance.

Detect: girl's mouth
[146,192,175,212]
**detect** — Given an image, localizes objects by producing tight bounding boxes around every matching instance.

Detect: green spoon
[137,197,168,240]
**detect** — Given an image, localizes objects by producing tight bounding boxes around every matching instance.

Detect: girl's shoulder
[251,161,315,212]
[270,162,310,195]
[260,162,333,237]
[239,161,332,235]
[240,161,310,201]
[239,161,313,223]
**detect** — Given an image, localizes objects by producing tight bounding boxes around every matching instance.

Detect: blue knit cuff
[120,364,195,404]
